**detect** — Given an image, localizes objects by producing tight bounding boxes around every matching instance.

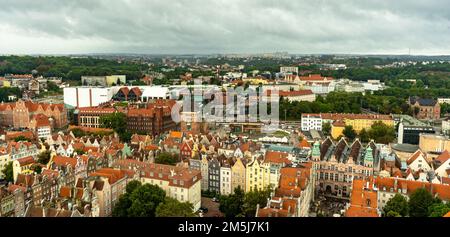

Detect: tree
[14,136,30,142]
[242,187,272,217]
[37,150,51,165]
[112,193,133,217]
[408,188,435,217]
[126,180,142,194]
[368,121,396,144]
[112,181,166,217]
[155,152,178,165]
[322,122,331,136]
[386,210,402,217]
[219,186,245,217]
[127,184,166,217]
[428,202,450,217]
[383,194,409,217]
[359,128,370,143]
[32,164,42,174]
[155,197,196,217]
[1,162,13,182]
[71,128,86,137]
[99,112,129,142]
[74,149,85,155]
[343,125,357,140]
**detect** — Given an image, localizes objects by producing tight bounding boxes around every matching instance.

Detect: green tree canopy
[1,162,13,182]
[219,186,245,217]
[112,181,166,217]
[242,187,272,217]
[99,112,131,142]
[155,197,196,217]
[383,194,409,217]
[219,186,271,217]
[155,152,178,166]
[368,121,396,144]
[343,125,357,141]
[37,150,51,165]
[408,188,436,217]
[14,136,31,142]
[358,128,370,143]
[386,210,402,217]
[428,202,450,217]
[322,122,331,136]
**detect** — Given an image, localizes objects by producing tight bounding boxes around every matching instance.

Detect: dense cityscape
[1,2,450,230]
[0,53,449,218]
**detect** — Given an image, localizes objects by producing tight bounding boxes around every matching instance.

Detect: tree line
[383,188,450,217]
[0,55,148,82]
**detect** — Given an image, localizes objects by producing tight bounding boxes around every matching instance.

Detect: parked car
[212,197,219,202]
[199,207,209,213]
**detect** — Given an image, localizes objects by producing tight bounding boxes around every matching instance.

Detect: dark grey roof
[409,97,437,106]
[391,143,419,153]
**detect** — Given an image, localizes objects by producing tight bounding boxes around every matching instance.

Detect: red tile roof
[407,150,426,165]
[266,90,314,97]
[16,156,35,166]
[436,150,450,164]
[53,156,77,168]
[297,139,311,149]
[265,151,291,165]
[345,179,379,217]
[299,74,334,81]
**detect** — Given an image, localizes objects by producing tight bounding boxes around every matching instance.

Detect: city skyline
[0,0,450,55]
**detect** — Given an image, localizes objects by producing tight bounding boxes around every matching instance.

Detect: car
[212,197,219,202]
[199,207,209,213]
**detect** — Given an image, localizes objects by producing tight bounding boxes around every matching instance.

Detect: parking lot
[200,197,224,217]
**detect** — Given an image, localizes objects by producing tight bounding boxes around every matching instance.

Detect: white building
[0,151,10,178]
[141,86,171,101]
[220,166,232,195]
[406,150,432,173]
[301,114,322,131]
[280,66,298,75]
[36,126,51,140]
[438,98,450,104]
[434,151,450,178]
[64,87,117,108]
[305,82,336,95]
[442,119,450,135]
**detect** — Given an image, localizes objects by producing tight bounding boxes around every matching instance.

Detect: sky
[0,0,449,55]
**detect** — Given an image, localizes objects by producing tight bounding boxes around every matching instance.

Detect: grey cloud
[0,0,449,54]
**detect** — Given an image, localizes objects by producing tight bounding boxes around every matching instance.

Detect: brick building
[408,97,440,120]
[126,100,177,136]
[0,100,67,129]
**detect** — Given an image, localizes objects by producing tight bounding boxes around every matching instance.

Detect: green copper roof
[312,141,321,157]
[364,146,373,162]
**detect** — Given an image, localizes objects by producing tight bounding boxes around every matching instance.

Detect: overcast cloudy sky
[0,0,449,55]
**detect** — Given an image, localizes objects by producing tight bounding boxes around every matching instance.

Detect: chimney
[394,177,398,191]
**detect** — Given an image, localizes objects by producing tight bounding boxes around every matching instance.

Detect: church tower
[311,140,321,161]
